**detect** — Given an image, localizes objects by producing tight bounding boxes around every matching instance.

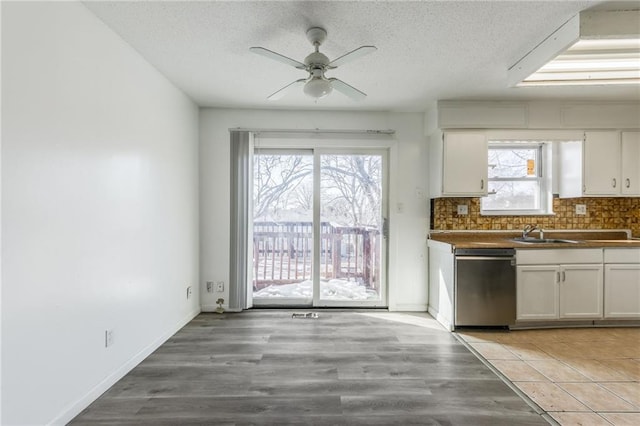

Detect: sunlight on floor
[356,312,447,331]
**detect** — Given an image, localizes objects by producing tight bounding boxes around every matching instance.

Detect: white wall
[200,109,428,312]
[1,2,200,425]
[0,3,3,421]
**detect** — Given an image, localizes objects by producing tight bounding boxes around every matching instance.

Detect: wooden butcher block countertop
[428,230,640,249]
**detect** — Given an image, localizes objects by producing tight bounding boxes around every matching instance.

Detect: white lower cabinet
[517,265,559,320]
[604,248,640,319]
[516,249,604,322]
[558,264,603,319]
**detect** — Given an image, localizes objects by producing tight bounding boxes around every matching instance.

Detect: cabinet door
[583,131,620,195]
[442,133,488,196]
[517,265,559,320]
[621,131,640,196]
[558,140,583,198]
[604,264,640,319]
[559,264,603,319]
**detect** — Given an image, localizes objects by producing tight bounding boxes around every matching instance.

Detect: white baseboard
[389,303,428,312]
[49,308,201,426]
[201,304,243,313]
[428,306,454,331]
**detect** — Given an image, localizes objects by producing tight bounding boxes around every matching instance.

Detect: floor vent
[292,312,319,319]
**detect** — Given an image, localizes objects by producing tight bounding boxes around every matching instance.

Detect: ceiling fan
[250,27,377,101]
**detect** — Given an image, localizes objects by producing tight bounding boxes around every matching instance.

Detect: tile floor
[457,327,640,426]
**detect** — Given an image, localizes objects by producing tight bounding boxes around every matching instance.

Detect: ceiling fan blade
[328,46,377,68]
[329,78,367,101]
[267,79,307,100]
[250,47,306,69]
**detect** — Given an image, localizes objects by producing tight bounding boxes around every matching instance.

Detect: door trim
[314,148,389,308]
[250,141,392,309]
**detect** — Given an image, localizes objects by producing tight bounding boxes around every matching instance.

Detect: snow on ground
[254,279,379,300]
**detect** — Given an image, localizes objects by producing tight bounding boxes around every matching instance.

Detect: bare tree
[253,154,312,219]
[320,155,381,227]
[292,180,313,212]
[253,153,382,227]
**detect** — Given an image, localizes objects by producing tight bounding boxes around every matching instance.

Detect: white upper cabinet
[621,131,640,195]
[429,132,488,197]
[560,131,640,197]
[583,131,621,196]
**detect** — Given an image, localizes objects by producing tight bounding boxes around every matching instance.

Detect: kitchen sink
[512,237,580,244]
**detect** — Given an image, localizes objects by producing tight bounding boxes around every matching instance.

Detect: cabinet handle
[562,271,566,282]
[612,178,617,188]
[556,272,561,283]
[626,178,631,188]
[480,179,484,190]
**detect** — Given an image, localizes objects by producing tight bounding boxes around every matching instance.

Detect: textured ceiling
[83,0,640,112]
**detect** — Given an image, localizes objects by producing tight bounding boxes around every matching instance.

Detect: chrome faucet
[522,224,544,240]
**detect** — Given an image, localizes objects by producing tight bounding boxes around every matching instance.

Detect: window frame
[481,141,553,216]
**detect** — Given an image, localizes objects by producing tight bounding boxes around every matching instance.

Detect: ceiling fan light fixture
[303,77,333,98]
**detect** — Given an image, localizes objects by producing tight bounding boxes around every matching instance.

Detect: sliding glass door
[252,148,387,308]
[252,150,314,305]
[317,152,385,306]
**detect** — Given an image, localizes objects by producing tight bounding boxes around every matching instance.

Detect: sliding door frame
[251,134,392,308]
[313,148,389,308]
[252,148,314,307]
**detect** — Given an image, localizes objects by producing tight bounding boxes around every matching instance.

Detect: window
[481,142,552,215]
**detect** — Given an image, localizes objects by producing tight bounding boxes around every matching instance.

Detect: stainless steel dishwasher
[454,248,516,327]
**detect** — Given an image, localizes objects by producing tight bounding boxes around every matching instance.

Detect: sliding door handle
[382,217,389,240]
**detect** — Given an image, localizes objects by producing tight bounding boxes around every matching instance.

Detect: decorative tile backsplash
[431,197,640,237]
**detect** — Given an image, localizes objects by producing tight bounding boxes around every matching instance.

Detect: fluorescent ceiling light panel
[509,10,640,87]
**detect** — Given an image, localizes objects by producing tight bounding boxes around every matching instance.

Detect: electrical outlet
[457,205,469,215]
[216,281,224,292]
[206,281,213,292]
[186,286,192,299]
[105,330,114,348]
[575,204,587,215]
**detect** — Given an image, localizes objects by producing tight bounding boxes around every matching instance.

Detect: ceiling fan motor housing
[304,51,330,68]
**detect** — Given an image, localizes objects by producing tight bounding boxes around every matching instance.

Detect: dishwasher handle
[456,256,516,262]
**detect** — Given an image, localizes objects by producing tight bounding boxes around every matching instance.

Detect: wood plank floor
[71,310,549,425]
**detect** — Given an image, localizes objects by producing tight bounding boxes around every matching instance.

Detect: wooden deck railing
[253,221,380,292]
